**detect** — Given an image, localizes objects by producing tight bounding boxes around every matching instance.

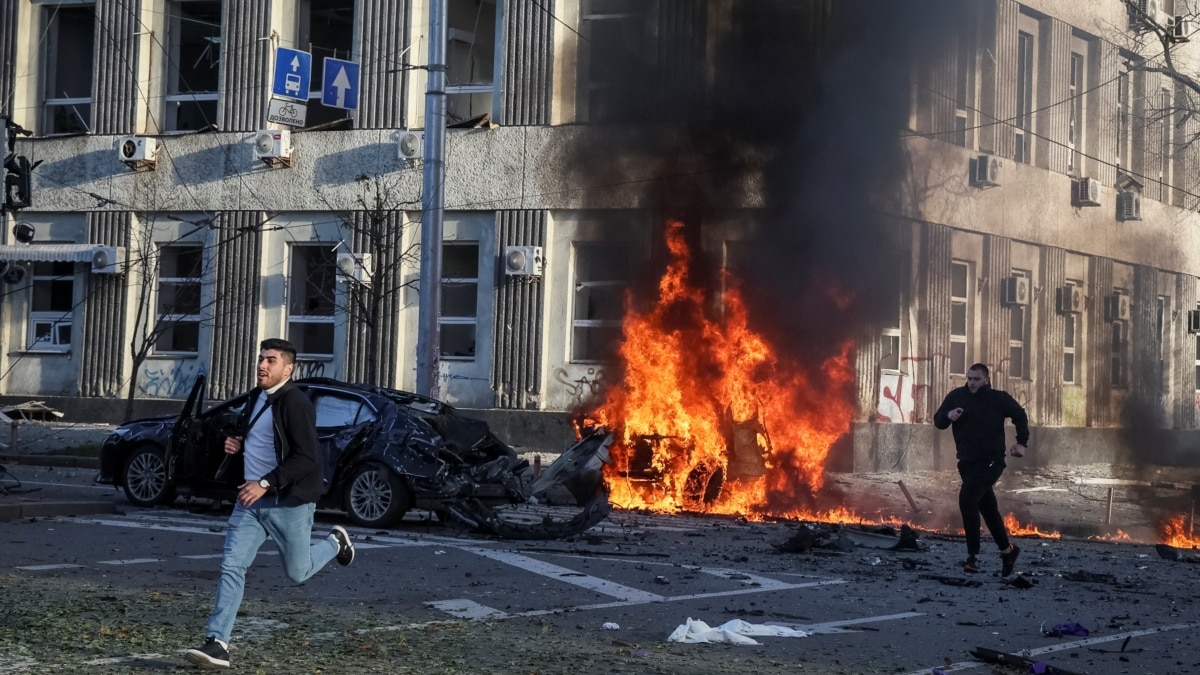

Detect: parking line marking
[13,564,80,571]
[788,611,925,634]
[98,558,161,565]
[461,546,665,602]
[902,621,1200,674]
[426,599,510,620]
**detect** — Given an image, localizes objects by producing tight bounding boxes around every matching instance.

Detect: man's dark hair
[260,338,297,364]
[967,363,989,378]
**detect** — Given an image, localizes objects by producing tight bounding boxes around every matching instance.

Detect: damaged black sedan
[95,376,611,539]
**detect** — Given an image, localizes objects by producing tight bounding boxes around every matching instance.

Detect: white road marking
[902,621,1200,674]
[426,599,510,620]
[13,564,80,571]
[459,546,666,602]
[97,558,161,565]
[786,611,925,634]
[19,480,114,491]
[82,653,175,665]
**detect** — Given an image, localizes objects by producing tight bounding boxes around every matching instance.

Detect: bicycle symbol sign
[267,97,307,127]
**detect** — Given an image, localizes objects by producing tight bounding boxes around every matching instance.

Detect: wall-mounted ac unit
[336,252,373,285]
[1188,309,1200,333]
[1117,191,1142,221]
[1073,177,1101,207]
[253,130,292,167]
[1129,0,1163,29]
[504,245,544,276]
[1002,276,1030,306]
[1105,293,1131,322]
[1056,285,1083,314]
[398,130,424,161]
[91,246,125,274]
[117,136,157,170]
[970,154,1001,188]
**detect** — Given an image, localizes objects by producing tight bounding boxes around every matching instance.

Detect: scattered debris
[1042,621,1089,637]
[969,646,1082,675]
[666,618,811,645]
[1155,543,1183,561]
[602,622,620,630]
[1062,570,1117,584]
[918,574,983,588]
[1088,635,1144,654]
[1003,574,1037,589]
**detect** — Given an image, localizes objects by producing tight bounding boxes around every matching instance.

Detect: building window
[1159,88,1172,198]
[881,279,903,371]
[954,28,973,148]
[1008,271,1030,379]
[42,3,95,134]
[950,261,972,376]
[28,261,74,351]
[1195,304,1200,393]
[298,0,355,128]
[165,0,222,132]
[578,0,654,123]
[1068,52,1083,173]
[446,0,496,125]
[288,245,337,358]
[1015,30,1034,163]
[1111,291,1128,387]
[1156,296,1168,394]
[1063,281,1079,384]
[155,245,203,354]
[572,243,629,363]
[1117,70,1131,170]
[439,242,479,360]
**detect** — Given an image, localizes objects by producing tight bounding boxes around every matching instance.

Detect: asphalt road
[3,468,1200,674]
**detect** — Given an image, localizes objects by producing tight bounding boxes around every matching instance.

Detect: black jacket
[933,385,1030,463]
[238,380,324,503]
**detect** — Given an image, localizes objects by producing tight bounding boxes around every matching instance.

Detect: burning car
[95,376,611,539]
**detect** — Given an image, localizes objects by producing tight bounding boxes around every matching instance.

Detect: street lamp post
[416,0,447,400]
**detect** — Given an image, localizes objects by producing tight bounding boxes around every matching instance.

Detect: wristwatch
[258,478,271,490]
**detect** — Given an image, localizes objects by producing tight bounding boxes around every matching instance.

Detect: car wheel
[122,446,175,507]
[345,464,411,528]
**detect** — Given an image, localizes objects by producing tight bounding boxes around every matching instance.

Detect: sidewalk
[0,420,114,522]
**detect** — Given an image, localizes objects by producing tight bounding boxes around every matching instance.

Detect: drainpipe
[416,0,447,400]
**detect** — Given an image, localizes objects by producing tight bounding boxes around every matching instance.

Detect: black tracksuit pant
[957,458,1011,556]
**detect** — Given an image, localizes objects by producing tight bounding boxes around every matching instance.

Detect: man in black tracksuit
[933,362,1029,576]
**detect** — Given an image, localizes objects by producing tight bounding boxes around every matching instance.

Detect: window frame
[438,240,480,361]
[164,0,223,132]
[1014,29,1035,164]
[949,260,973,376]
[26,260,76,352]
[1007,269,1031,380]
[577,0,656,124]
[153,243,204,356]
[1062,280,1080,384]
[570,242,630,364]
[41,2,95,135]
[445,0,497,125]
[287,243,338,360]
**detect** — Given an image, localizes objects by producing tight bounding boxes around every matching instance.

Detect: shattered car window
[313,392,375,428]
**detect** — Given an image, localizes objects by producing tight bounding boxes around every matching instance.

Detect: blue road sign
[322,57,360,111]
[273,47,312,101]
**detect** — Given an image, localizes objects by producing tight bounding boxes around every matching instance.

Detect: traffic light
[4,153,33,210]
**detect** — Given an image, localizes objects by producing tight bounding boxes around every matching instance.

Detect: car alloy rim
[128,452,166,502]
[350,470,392,521]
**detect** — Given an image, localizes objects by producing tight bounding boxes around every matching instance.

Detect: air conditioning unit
[253,130,292,167]
[1188,309,1200,333]
[336,252,373,285]
[1172,15,1190,41]
[1073,177,1101,207]
[1117,190,1142,221]
[1130,0,1163,29]
[1056,285,1083,314]
[90,246,124,274]
[1002,276,1030,306]
[117,136,157,169]
[970,154,1001,187]
[1106,293,1132,322]
[503,245,544,277]
[398,130,424,161]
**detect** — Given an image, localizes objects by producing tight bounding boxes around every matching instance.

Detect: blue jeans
[205,499,339,642]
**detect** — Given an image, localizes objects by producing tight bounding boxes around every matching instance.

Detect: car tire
[345,464,411,528]
[122,445,176,507]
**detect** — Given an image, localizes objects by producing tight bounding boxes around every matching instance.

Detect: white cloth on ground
[666,617,811,645]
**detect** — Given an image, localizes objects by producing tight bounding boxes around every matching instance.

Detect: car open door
[169,375,207,482]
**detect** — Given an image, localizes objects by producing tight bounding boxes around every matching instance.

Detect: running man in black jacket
[933,363,1028,576]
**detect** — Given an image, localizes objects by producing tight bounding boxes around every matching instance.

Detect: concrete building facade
[1,0,1199,468]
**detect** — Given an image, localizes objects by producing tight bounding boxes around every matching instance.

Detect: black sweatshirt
[933,385,1030,463]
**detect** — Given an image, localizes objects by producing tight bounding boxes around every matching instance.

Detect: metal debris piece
[969,647,1082,675]
[918,574,982,588]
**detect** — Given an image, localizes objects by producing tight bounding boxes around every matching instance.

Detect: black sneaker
[185,637,229,668]
[331,525,355,566]
[962,555,979,574]
[1001,544,1021,577]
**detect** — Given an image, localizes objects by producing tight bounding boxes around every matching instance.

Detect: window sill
[148,353,200,360]
[11,349,70,356]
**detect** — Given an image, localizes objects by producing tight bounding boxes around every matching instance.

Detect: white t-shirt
[243,380,288,481]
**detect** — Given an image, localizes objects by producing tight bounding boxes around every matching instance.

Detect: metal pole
[416,0,447,400]
[1105,486,1115,525]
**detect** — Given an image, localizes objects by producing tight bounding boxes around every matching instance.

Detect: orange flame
[592,220,856,518]
[1162,516,1200,548]
[1003,513,1060,539]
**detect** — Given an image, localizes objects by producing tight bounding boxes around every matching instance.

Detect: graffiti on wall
[874,353,1038,424]
[139,361,206,399]
[294,359,327,380]
[553,366,606,408]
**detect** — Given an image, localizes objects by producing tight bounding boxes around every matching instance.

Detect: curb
[0,500,118,522]
[0,454,100,469]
